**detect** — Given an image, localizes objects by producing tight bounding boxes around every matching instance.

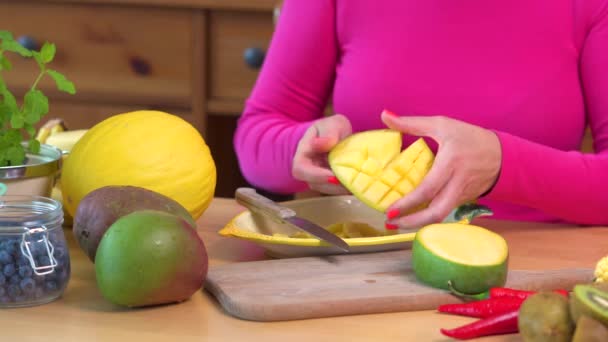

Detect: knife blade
[235,187,350,252]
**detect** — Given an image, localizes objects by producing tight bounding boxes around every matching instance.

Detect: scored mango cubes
[328,129,434,212]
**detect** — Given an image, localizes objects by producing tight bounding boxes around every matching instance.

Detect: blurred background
[0,0,287,200]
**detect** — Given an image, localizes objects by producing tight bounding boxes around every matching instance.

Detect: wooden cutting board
[204,250,594,322]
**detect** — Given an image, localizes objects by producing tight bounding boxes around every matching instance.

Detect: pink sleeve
[233,0,337,194]
[485,2,608,225]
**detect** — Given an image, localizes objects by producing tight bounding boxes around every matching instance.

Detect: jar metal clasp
[20,225,58,276]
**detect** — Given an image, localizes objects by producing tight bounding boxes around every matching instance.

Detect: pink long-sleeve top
[234,0,608,225]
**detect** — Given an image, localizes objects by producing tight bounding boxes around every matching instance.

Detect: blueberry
[19,278,35,294]
[44,280,57,292]
[3,264,16,277]
[0,273,5,286]
[37,255,50,267]
[7,284,21,298]
[0,286,5,297]
[18,264,33,278]
[9,275,20,285]
[34,288,44,299]
[0,296,10,303]
[0,250,13,264]
[14,295,26,302]
[54,246,66,260]
[7,240,21,257]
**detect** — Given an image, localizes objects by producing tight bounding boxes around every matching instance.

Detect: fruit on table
[411,223,508,294]
[572,315,608,342]
[35,118,68,144]
[328,129,434,212]
[95,210,208,308]
[73,185,196,262]
[61,110,217,220]
[594,256,608,283]
[518,292,574,342]
[569,284,608,326]
[45,129,88,152]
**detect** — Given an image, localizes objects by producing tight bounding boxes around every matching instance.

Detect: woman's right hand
[292,114,352,194]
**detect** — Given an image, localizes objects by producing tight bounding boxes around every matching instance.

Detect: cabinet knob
[243,47,265,69]
[17,35,39,51]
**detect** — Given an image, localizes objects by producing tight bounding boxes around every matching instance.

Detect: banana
[36,118,67,144]
[46,129,88,153]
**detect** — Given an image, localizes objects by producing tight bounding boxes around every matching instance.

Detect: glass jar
[0,195,70,307]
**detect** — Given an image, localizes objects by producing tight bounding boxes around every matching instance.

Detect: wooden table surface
[2,197,606,341]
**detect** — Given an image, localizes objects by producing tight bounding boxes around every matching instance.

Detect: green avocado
[95,210,208,307]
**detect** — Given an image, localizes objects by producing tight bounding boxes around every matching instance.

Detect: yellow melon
[61,110,216,220]
[328,129,434,212]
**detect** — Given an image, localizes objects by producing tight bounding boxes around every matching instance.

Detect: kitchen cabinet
[0,0,279,198]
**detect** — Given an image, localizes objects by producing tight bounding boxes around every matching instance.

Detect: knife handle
[235,187,296,220]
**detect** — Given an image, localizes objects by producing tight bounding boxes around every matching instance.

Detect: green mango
[95,210,208,307]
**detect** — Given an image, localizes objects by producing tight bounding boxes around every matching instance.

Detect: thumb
[381,110,442,140]
[310,136,338,152]
[312,114,351,152]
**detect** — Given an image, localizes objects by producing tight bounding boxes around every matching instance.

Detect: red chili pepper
[438,297,524,318]
[447,281,570,301]
[489,287,569,300]
[440,309,519,340]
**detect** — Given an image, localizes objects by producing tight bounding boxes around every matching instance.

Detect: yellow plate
[219,195,491,258]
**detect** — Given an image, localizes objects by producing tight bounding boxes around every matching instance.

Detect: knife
[235,187,350,252]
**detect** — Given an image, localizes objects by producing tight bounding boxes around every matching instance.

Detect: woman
[234,0,608,229]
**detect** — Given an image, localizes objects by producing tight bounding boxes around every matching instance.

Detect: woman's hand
[382,110,502,230]
[292,114,353,194]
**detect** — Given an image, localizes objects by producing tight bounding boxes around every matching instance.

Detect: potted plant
[0,30,75,197]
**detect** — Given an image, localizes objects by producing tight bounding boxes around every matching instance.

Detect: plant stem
[30,68,45,91]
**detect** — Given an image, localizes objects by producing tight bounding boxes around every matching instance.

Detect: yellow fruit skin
[61,110,217,220]
[595,256,608,283]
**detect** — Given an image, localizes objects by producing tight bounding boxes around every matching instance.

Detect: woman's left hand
[381,110,502,230]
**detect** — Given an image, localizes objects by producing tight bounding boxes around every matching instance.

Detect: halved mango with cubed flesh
[328,129,434,212]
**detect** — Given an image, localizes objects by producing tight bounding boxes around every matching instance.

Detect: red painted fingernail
[387,209,400,219]
[327,176,340,184]
[382,109,399,117]
[385,223,399,230]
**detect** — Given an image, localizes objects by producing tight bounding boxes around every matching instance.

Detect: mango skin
[95,210,208,308]
[74,185,196,262]
[411,224,508,294]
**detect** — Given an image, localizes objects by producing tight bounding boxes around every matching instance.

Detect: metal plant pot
[0,143,63,197]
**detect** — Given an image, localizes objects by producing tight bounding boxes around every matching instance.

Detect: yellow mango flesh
[328,129,434,212]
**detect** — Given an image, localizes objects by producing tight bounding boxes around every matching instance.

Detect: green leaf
[0,104,11,124]
[10,114,24,129]
[0,55,11,71]
[28,138,40,154]
[6,145,26,165]
[23,89,49,124]
[1,40,32,57]
[31,51,43,68]
[46,69,76,94]
[40,42,55,64]
[0,30,14,42]
[0,86,18,112]
[24,123,36,137]
[5,129,21,143]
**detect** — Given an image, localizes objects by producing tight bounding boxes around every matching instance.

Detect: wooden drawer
[1,2,193,108]
[208,10,274,101]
